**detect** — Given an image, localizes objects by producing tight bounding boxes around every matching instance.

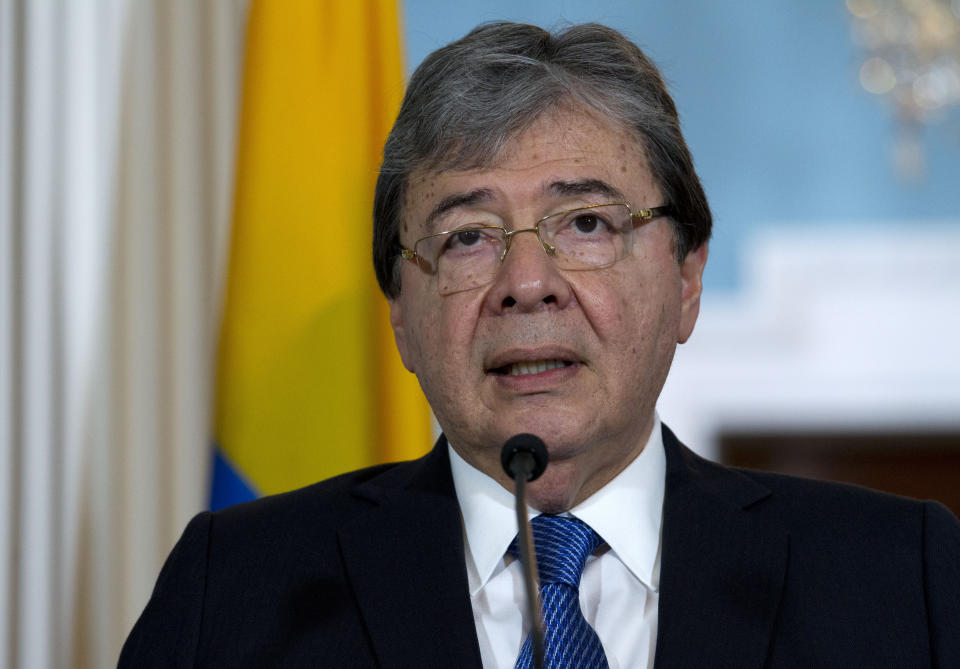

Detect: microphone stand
[512,460,546,669]
[502,435,548,669]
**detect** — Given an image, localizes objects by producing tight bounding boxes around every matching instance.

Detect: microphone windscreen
[500,433,549,482]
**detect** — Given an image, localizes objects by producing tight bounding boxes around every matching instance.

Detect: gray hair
[373,21,712,298]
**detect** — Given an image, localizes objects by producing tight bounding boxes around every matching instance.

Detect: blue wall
[403,1,960,293]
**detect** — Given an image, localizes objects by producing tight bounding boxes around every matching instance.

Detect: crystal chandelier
[847,0,960,179]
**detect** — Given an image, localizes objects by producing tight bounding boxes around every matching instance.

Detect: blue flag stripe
[210,445,259,511]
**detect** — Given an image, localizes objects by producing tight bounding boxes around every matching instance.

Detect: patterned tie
[509,515,609,669]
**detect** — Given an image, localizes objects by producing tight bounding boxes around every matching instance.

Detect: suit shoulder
[735,464,923,507]
[732,465,956,540]
[735,464,914,507]
[664,426,959,533]
[207,458,418,540]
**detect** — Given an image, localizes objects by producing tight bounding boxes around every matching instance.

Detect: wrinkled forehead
[420,101,647,177]
[405,106,653,211]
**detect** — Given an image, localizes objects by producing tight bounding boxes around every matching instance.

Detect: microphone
[501,434,548,669]
[501,433,548,483]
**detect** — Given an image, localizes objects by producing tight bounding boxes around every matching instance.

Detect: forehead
[403,107,660,231]
[497,105,641,163]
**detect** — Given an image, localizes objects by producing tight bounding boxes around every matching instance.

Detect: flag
[211,0,430,509]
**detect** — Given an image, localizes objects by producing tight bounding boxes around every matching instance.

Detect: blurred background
[2,0,958,666]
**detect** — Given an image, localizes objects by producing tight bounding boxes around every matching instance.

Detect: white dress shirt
[449,416,666,669]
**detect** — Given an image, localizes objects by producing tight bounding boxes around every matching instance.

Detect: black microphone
[501,434,548,669]
[501,433,548,482]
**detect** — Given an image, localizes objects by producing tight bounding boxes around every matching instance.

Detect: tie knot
[511,515,603,587]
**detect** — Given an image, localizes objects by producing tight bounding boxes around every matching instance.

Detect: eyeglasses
[400,202,673,295]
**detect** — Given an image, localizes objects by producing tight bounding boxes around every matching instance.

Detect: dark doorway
[720,431,960,518]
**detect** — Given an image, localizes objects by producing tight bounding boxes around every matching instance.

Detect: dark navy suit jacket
[119,426,960,668]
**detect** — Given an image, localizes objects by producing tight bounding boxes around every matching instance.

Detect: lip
[485,346,583,373]
[485,346,583,392]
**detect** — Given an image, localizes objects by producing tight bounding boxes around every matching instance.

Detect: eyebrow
[424,188,493,230]
[421,178,627,231]
[547,178,627,202]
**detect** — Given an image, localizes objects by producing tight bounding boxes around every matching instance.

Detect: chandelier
[847,0,960,178]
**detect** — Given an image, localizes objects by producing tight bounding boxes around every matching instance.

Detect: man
[120,22,960,668]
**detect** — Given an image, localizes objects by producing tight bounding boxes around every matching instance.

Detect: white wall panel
[660,225,960,457]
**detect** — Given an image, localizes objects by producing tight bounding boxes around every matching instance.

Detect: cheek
[578,263,683,365]
[409,293,482,371]
[573,269,655,344]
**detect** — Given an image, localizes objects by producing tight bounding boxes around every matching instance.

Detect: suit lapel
[338,438,483,669]
[655,426,788,669]
[337,428,786,668]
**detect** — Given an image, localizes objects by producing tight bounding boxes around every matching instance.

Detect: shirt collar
[449,415,666,596]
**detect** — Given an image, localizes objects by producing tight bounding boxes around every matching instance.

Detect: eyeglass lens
[420,204,634,295]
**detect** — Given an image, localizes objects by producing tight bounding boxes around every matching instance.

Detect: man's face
[389,107,706,511]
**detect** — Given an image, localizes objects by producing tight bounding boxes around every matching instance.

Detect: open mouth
[490,359,575,377]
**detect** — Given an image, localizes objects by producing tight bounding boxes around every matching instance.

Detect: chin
[495,413,592,455]
[525,463,584,514]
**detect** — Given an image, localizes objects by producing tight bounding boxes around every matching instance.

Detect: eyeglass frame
[399,202,674,279]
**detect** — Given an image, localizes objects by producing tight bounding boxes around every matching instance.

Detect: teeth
[507,359,568,376]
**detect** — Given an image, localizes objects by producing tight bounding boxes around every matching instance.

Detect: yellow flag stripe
[216,0,430,496]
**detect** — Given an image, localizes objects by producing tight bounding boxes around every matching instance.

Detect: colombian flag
[211,0,430,509]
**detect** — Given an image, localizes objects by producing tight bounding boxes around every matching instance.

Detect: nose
[482,228,573,314]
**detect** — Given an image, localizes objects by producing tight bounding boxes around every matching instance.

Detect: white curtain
[0,1,247,666]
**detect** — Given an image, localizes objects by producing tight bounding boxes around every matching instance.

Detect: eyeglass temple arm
[633,204,674,222]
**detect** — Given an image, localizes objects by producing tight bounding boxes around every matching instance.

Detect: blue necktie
[509,515,610,669]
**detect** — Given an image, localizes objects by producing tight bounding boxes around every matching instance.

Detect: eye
[450,229,483,247]
[547,205,627,251]
[560,210,616,237]
[439,227,502,256]
[572,214,601,234]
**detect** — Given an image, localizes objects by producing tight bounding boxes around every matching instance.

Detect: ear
[677,243,708,344]
[388,296,416,373]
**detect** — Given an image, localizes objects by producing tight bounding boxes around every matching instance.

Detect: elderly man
[121,22,960,668]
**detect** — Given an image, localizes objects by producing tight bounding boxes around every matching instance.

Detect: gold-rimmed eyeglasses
[399,202,673,295]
